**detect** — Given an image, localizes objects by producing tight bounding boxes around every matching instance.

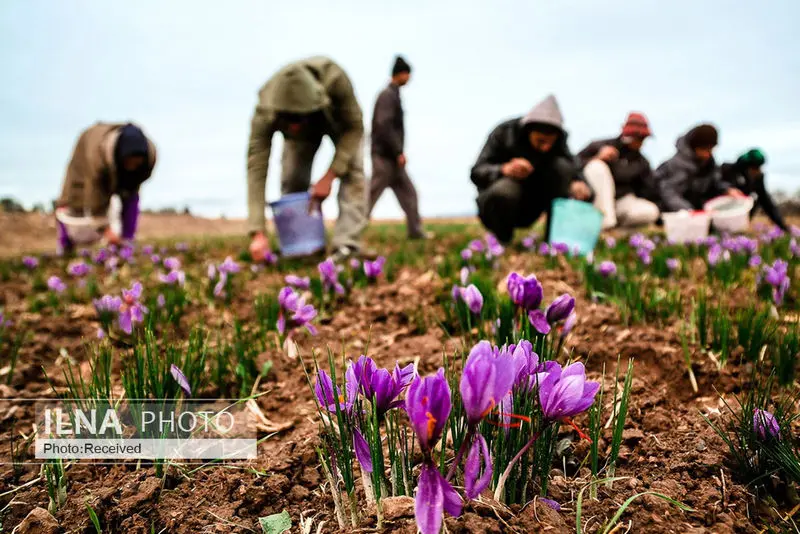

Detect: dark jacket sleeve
[754,175,788,230]
[657,165,694,211]
[470,125,508,189]
[710,166,733,197]
[577,139,604,168]
[372,89,402,158]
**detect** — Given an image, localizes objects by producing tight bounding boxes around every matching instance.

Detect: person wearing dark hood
[578,112,660,229]
[721,149,787,231]
[470,94,592,244]
[247,56,368,262]
[653,124,744,212]
[368,56,425,239]
[56,122,157,254]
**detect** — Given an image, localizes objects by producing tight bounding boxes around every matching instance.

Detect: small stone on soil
[17,507,59,534]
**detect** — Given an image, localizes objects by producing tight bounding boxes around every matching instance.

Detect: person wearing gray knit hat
[369,55,426,239]
[470,94,593,244]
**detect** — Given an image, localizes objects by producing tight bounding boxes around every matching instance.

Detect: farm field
[0,217,798,534]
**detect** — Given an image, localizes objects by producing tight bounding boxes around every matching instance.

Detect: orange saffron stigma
[563,417,592,443]
[479,399,497,419]
[425,411,437,439]
[488,412,532,429]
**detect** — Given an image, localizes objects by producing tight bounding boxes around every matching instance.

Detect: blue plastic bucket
[548,198,603,256]
[269,192,326,257]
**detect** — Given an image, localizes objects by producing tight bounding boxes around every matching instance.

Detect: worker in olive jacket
[247,56,367,261]
[56,122,156,254]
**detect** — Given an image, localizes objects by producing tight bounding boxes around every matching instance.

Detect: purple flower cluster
[277,287,317,336]
[47,276,67,293]
[119,282,148,334]
[761,259,791,307]
[158,269,186,286]
[461,234,504,264]
[22,256,39,269]
[596,261,617,278]
[363,256,386,280]
[284,274,310,290]
[453,284,483,315]
[207,257,241,299]
[67,261,91,278]
[318,259,345,295]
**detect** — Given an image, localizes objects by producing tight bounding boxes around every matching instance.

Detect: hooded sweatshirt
[470,95,583,190]
[247,56,364,233]
[653,134,731,211]
[57,122,157,217]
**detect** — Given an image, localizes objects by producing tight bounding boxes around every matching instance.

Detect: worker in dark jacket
[368,56,425,239]
[653,124,743,212]
[578,112,660,229]
[721,149,787,231]
[471,94,592,244]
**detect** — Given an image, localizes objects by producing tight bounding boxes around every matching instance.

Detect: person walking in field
[721,149,788,231]
[368,56,426,239]
[56,122,157,254]
[470,94,593,244]
[653,123,744,212]
[578,112,660,229]
[246,56,368,262]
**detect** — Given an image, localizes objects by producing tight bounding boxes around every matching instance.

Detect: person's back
[721,149,787,230]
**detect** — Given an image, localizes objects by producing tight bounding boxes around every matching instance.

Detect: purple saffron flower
[97,328,105,340]
[170,364,191,397]
[791,240,800,258]
[158,270,186,286]
[507,272,544,310]
[459,284,483,315]
[67,261,91,278]
[47,276,67,293]
[629,234,645,248]
[416,463,463,534]
[213,273,228,299]
[753,409,780,440]
[93,295,122,314]
[597,261,617,277]
[749,255,762,268]
[142,245,154,255]
[468,239,485,253]
[528,309,551,335]
[406,369,451,453]
[552,242,570,255]
[537,498,561,512]
[464,433,492,500]
[119,246,134,262]
[277,287,317,335]
[314,368,357,414]
[163,257,181,271]
[370,364,415,416]
[218,256,240,274]
[666,258,680,272]
[459,267,470,286]
[485,234,504,258]
[522,236,536,249]
[460,341,515,425]
[538,242,551,256]
[763,260,791,306]
[707,244,723,266]
[546,294,575,323]
[318,259,345,295]
[353,428,373,473]
[105,256,120,272]
[207,264,217,280]
[150,254,161,264]
[604,237,616,248]
[460,248,473,261]
[349,258,361,270]
[636,248,652,265]
[508,340,540,388]
[118,282,147,334]
[363,257,386,279]
[285,275,310,290]
[22,256,39,269]
[538,362,600,421]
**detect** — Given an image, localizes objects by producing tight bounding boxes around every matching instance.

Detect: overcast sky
[1,0,798,219]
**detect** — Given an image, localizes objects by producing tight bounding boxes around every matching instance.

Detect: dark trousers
[369,154,424,237]
[476,157,574,244]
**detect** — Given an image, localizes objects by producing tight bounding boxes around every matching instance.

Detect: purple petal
[528,310,551,335]
[416,464,445,534]
[464,433,492,500]
[170,364,192,397]
[353,428,373,473]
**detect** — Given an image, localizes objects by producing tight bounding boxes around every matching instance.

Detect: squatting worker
[721,149,788,231]
[470,94,593,244]
[247,56,368,262]
[369,55,426,239]
[56,122,157,255]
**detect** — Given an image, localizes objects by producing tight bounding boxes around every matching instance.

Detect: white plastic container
[662,210,711,244]
[55,208,109,244]
[703,195,755,234]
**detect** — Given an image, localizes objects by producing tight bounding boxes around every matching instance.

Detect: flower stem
[493,426,546,502]
[445,428,474,482]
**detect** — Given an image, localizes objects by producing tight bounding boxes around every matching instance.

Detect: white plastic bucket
[703,195,755,234]
[269,192,326,257]
[55,208,108,245]
[662,211,711,243]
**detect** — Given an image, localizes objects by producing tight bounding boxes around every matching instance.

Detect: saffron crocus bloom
[748,255,762,268]
[368,363,415,416]
[546,294,575,323]
[604,237,616,248]
[284,275,310,290]
[528,309,551,335]
[406,369,451,453]
[508,340,540,388]
[22,256,39,269]
[213,273,228,299]
[538,362,600,421]
[459,284,483,315]
[791,239,800,258]
[349,258,361,270]
[207,264,217,280]
[119,282,147,334]
[507,272,543,310]
[353,428,373,473]
[460,267,470,286]
[636,248,652,265]
[318,259,344,295]
[753,409,780,440]
[460,248,473,261]
[163,257,181,271]
[68,261,91,277]
[707,244,724,266]
[170,364,191,397]
[150,254,161,264]
[460,341,515,425]
[47,276,67,293]
[464,433,492,500]
[763,259,791,306]
[597,261,617,277]
[158,270,186,286]
[538,243,551,256]
[666,258,680,272]
[218,256,240,274]
[277,287,317,335]
[468,239,485,253]
[142,245,154,255]
[522,236,536,249]
[93,295,122,314]
[552,242,570,255]
[314,368,357,414]
[363,256,386,279]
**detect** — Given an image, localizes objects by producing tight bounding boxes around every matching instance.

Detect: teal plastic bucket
[269,192,326,257]
[548,198,603,256]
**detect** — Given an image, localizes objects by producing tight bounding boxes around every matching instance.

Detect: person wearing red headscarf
[578,112,660,229]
